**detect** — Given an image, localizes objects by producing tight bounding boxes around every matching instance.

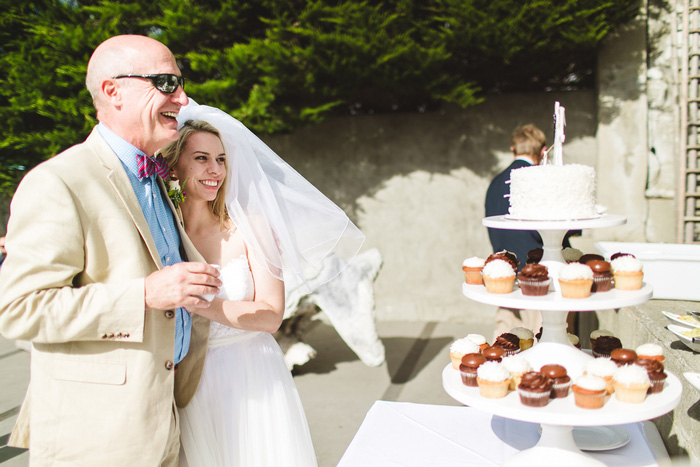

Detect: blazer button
[165,360,174,371]
[165,310,175,319]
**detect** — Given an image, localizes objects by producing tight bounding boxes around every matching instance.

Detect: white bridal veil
[176,100,365,289]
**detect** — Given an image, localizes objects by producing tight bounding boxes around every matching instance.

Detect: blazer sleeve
[0,165,145,343]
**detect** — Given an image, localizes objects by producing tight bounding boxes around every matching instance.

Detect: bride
[161,101,363,467]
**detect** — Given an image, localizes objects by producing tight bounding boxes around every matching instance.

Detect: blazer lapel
[156,177,205,264]
[87,130,164,269]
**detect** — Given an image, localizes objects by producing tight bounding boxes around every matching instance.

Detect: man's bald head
[86,35,174,111]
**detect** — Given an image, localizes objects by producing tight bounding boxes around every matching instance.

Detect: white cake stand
[443,214,680,466]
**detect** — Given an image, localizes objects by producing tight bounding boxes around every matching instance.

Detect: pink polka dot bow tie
[137,154,169,179]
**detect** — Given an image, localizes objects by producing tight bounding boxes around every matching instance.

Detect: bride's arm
[190,247,285,334]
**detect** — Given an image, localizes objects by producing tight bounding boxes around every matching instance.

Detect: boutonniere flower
[168,178,187,208]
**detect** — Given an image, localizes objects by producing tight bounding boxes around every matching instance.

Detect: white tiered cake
[507,164,598,221]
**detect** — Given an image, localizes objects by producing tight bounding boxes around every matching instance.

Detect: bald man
[0,35,220,466]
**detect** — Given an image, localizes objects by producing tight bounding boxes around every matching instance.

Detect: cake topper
[543,101,566,166]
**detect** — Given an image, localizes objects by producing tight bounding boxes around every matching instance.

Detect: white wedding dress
[178,256,317,467]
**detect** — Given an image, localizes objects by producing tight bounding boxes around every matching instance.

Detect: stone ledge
[596,299,700,462]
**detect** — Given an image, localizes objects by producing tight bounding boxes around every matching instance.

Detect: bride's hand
[144,262,221,311]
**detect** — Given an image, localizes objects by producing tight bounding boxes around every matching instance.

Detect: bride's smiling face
[174,131,227,203]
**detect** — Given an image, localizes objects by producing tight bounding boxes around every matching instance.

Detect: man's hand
[144,262,221,311]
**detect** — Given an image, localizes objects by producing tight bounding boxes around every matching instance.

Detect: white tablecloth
[339,401,669,466]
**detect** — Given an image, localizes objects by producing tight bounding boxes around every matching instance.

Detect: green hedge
[0,0,639,196]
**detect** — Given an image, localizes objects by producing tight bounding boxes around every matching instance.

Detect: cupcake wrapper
[517,388,550,407]
[460,370,479,387]
[483,275,516,294]
[572,390,606,409]
[613,383,651,403]
[551,381,571,399]
[477,378,510,399]
[613,271,644,290]
[464,269,484,285]
[592,275,612,292]
[559,279,593,298]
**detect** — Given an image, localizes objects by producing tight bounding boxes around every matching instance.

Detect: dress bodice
[208,256,256,342]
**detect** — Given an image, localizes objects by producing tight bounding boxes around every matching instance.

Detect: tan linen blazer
[0,129,209,466]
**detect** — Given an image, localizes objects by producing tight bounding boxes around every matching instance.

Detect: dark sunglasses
[113,74,185,94]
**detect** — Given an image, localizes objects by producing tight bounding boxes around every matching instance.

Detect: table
[339,401,669,466]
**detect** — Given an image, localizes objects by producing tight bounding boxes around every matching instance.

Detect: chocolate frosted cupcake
[459,353,487,387]
[517,263,550,296]
[610,348,637,367]
[589,329,614,349]
[634,358,667,394]
[517,371,553,407]
[482,345,505,362]
[578,253,604,264]
[540,364,571,398]
[586,259,613,292]
[486,250,519,273]
[592,335,623,358]
[494,332,521,356]
[526,248,543,264]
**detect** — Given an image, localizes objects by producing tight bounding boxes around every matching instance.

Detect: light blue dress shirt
[97,124,191,363]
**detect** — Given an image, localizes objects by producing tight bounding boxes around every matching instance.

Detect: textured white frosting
[482,259,516,278]
[635,343,663,357]
[509,327,534,340]
[575,375,607,391]
[501,355,532,373]
[450,338,480,355]
[559,262,594,281]
[614,364,650,385]
[463,256,486,268]
[507,164,598,220]
[466,334,487,346]
[611,256,643,272]
[477,361,510,382]
[585,357,618,377]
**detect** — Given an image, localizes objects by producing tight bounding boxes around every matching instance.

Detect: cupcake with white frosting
[462,257,486,285]
[476,361,511,398]
[449,338,480,370]
[466,333,489,352]
[482,259,516,294]
[613,364,651,403]
[572,375,607,409]
[584,357,618,394]
[611,256,644,290]
[502,355,532,390]
[635,343,664,363]
[558,262,594,298]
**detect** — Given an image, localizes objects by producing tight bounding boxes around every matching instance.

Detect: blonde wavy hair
[160,120,229,228]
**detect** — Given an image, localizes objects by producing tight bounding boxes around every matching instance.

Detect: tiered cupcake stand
[442,215,682,466]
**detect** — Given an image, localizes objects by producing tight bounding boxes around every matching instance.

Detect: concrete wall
[267,92,598,322]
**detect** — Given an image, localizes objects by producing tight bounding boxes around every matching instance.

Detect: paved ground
[0,318,491,467]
